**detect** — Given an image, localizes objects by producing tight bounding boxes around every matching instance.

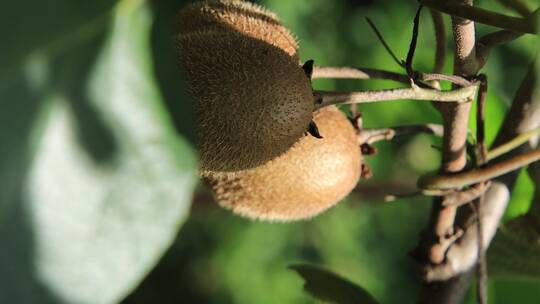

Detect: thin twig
[312,66,410,82]
[430,9,447,75]
[313,65,472,87]
[418,72,472,86]
[475,196,488,304]
[365,17,404,67]
[314,84,478,108]
[352,182,421,202]
[383,192,424,202]
[357,123,444,144]
[406,6,424,78]
[440,182,490,207]
[474,74,489,304]
[419,147,540,191]
[418,0,538,34]
[476,75,488,164]
[488,126,540,160]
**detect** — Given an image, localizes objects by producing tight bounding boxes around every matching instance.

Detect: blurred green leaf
[488,217,540,281]
[290,264,380,304]
[0,0,197,303]
[0,0,114,81]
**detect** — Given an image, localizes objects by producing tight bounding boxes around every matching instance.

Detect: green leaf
[0,1,197,303]
[0,0,114,81]
[290,264,380,304]
[488,216,540,281]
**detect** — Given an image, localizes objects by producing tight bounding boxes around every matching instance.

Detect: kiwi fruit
[203,106,362,221]
[176,0,298,58]
[177,29,314,172]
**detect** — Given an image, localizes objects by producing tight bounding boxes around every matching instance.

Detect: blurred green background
[1,0,539,303]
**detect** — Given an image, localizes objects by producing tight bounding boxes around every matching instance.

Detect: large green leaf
[0,0,114,81]
[290,264,380,304]
[0,0,197,303]
[488,217,540,280]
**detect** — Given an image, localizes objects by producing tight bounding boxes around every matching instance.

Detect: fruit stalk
[312,66,472,86]
[314,84,478,109]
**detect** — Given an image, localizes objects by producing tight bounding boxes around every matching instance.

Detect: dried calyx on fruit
[203,106,362,221]
[177,1,315,173]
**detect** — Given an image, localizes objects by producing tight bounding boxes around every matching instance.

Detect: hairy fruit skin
[177,30,314,172]
[177,0,299,58]
[204,106,362,221]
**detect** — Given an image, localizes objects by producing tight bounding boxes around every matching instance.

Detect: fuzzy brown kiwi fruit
[203,106,362,221]
[176,0,298,58]
[177,29,314,173]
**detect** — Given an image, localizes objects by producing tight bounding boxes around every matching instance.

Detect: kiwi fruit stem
[313,84,478,109]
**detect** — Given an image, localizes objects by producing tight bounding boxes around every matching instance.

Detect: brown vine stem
[420,54,539,300]
[478,29,524,48]
[418,0,538,34]
[419,147,540,191]
[440,182,490,207]
[313,84,477,109]
[418,0,479,303]
[477,30,524,68]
